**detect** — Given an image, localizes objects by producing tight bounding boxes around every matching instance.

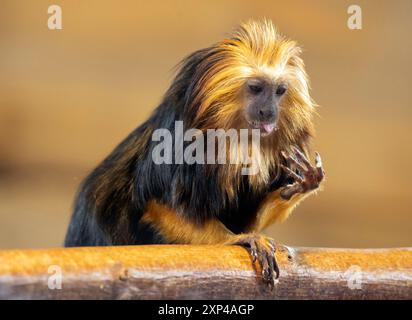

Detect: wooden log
[0,245,411,299]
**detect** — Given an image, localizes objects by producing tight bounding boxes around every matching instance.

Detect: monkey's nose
[258,107,277,123]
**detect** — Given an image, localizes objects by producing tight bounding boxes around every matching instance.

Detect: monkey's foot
[234,235,286,287]
[280,146,325,200]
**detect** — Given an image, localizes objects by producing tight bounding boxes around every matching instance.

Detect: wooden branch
[0,245,411,299]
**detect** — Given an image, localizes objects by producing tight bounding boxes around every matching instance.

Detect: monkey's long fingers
[265,251,276,289]
[249,239,258,263]
[269,239,280,280]
[291,146,312,170]
[236,237,258,263]
[281,164,303,183]
[281,151,307,173]
[258,246,271,283]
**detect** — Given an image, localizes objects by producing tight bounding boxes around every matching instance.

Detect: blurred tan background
[0,0,411,249]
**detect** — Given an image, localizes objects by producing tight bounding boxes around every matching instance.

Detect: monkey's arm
[251,146,325,232]
[250,190,309,232]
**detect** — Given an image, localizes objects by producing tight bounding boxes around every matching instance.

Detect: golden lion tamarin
[65,19,324,285]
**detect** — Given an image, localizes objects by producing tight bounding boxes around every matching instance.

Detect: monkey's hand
[280,146,325,200]
[231,234,290,287]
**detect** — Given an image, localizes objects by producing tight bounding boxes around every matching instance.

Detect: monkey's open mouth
[247,120,279,136]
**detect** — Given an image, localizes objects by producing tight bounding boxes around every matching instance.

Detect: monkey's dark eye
[276,85,287,96]
[248,84,263,94]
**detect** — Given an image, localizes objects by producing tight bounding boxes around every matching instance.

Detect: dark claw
[315,151,325,180]
[269,239,280,280]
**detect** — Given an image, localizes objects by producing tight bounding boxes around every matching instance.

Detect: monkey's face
[242,76,288,136]
[187,20,314,143]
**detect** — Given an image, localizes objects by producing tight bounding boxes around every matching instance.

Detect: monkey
[64,19,325,286]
